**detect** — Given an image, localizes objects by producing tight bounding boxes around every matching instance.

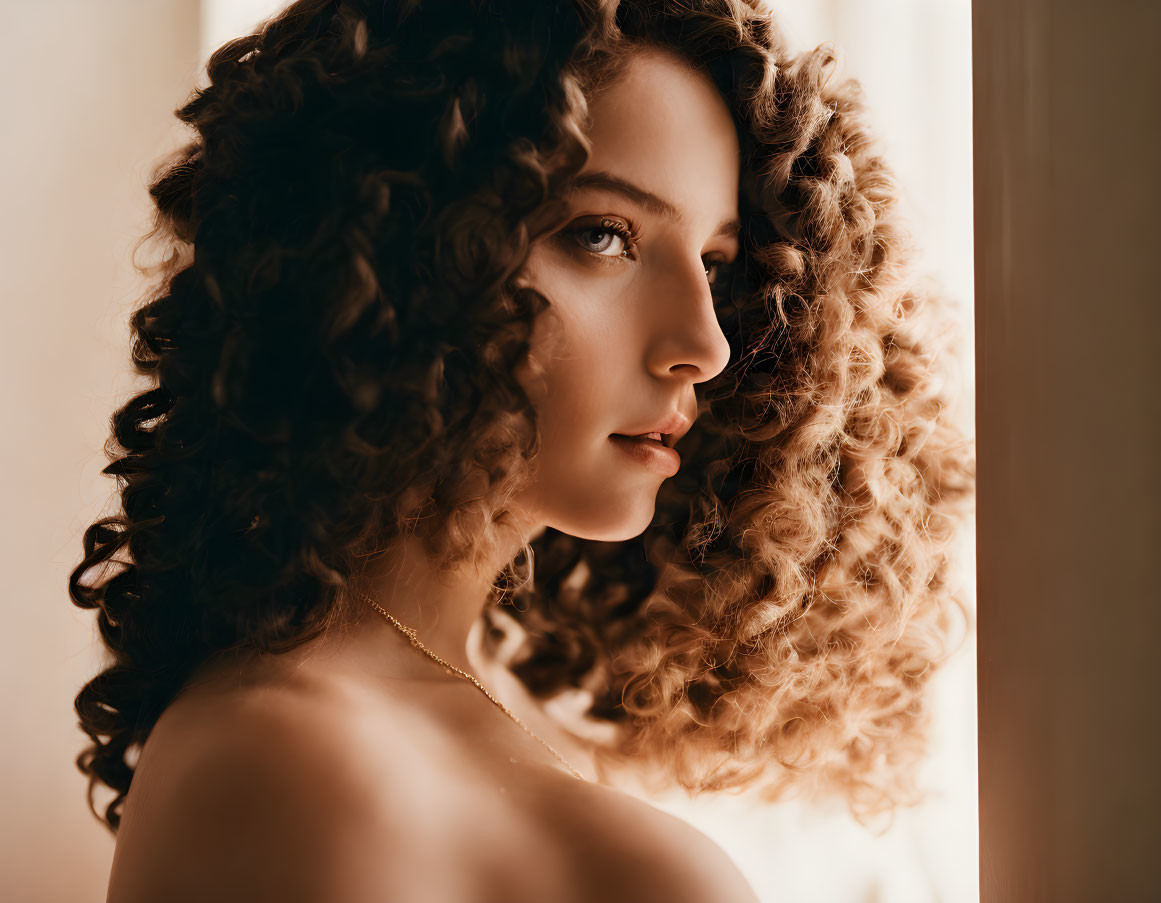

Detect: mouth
[607,410,691,473]
[610,431,668,447]
[608,433,681,476]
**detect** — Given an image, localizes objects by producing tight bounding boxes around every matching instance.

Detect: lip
[609,434,681,477]
[611,411,693,449]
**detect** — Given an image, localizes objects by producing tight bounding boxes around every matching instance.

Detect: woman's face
[514,49,740,542]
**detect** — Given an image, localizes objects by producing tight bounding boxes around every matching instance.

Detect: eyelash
[566,216,737,300]
[568,217,640,260]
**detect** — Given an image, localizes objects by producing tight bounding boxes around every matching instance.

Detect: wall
[974,0,1161,899]
[0,2,200,900]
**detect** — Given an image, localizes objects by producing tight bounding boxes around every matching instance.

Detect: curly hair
[71,0,975,834]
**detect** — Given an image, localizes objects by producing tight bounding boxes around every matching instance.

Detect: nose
[645,256,733,383]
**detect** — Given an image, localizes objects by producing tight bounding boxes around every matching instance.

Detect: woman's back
[105,640,760,903]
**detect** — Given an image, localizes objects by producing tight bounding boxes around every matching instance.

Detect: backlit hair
[71,0,975,833]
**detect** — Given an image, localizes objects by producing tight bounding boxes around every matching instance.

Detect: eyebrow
[569,170,741,239]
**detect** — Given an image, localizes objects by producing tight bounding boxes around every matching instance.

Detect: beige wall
[0,2,199,900]
[974,0,1161,900]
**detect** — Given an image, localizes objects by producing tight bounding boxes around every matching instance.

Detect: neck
[349,526,537,678]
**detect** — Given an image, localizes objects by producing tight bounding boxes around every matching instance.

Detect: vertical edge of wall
[973,1,1161,900]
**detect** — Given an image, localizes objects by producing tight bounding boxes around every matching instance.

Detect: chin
[568,516,654,544]
[542,485,659,543]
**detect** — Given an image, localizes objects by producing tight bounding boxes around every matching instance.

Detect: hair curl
[71,0,975,834]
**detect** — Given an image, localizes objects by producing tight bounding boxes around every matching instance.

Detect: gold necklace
[358,592,587,782]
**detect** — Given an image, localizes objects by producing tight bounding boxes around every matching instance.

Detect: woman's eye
[704,258,735,289]
[574,228,625,256]
[705,258,739,311]
[569,218,634,259]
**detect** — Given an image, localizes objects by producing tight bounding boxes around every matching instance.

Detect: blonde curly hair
[497,1,976,823]
[71,0,974,833]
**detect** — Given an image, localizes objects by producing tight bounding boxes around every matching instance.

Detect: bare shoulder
[106,650,758,903]
[106,663,454,903]
[544,779,761,903]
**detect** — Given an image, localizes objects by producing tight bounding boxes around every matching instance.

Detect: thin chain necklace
[358,591,586,782]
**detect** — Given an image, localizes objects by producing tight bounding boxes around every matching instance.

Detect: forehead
[581,49,741,222]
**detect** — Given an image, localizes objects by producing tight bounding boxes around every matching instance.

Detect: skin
[106,49,759,903]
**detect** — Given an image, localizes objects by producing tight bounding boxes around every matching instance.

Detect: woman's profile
[72,0,975,900]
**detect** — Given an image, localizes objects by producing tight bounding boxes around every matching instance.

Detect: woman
[73,0,975,899]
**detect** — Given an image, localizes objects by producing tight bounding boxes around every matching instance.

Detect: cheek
[516,256,632,470]
[528,303,615,443]
[512,249,661,537]
[516,249,625,431]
